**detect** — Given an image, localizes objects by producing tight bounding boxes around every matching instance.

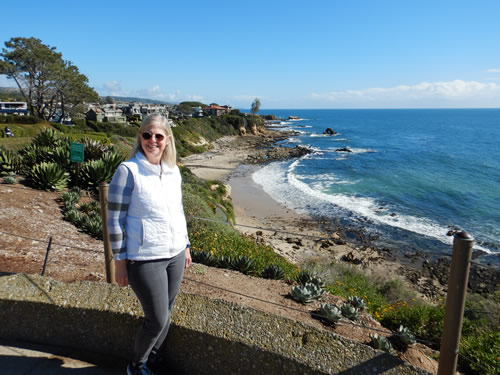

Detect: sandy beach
[181,130,439,298]
[181,129,499,301]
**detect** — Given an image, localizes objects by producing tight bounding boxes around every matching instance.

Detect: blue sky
[1,0,500,109]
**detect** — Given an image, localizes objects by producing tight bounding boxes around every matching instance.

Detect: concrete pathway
[0,340,124,375]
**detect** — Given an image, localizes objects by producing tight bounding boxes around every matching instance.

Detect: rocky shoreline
[182,127,499,301]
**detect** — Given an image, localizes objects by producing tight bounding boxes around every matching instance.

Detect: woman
[107,114,191,375]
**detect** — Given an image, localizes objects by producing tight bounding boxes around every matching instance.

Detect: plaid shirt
[107,164,134,260]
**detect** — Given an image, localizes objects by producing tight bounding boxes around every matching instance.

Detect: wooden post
[437,231,474,375]
[99,182,115,284]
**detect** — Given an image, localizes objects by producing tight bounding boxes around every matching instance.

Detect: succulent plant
[3,175,17,184]
[19,144,54,172]
[318,303,343,324]
[297,270,313,285]
[191,250,217,267]
[261,265,285,280]
[348,295,367,311]
[297,270,325,288]
[79,200,101,215]
[78,159,114,191]
[80,138,108,160]
[0,147,21,175]
[395,325,416,346]
[81,214,102,239]
[231,255,256,275]
[101,150,125,172]
[32,128,60,147]
[291,282,324,304]
[64,208,82,224]
[60,190,81,205]
[369,333,393,353]
[341,303,359,320]
[27,162,69,191]
[46,146,72,170]
[217,255,233,269]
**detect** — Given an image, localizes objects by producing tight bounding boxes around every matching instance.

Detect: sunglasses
[141,132,165,141]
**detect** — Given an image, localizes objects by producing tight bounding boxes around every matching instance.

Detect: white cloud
[310,80,500,108]
[487,69,500,73]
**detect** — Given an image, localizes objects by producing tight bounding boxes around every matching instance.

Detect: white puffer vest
[122,153,188,260]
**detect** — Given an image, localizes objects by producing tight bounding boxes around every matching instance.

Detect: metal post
[41,236,53,276]
[437,231,474,375]
[99,182,115,284]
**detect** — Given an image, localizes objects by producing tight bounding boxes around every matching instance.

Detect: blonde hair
[130,114,177,167]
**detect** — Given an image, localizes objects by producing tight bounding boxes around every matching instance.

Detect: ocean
[252,109,500,266]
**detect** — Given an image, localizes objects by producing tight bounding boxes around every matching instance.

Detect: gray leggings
[127,250,186,364]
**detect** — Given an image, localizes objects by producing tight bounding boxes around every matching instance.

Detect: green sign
[70,142,84,163]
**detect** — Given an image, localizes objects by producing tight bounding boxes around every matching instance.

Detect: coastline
[181,129,498,300]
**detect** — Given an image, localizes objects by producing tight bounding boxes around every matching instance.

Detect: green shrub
[459,330,500,375]
[379,303,445,345]
[0,115,42,124]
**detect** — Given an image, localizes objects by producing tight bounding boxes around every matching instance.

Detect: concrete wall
[0,273,430,375]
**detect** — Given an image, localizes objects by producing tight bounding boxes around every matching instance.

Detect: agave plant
[297,270,325,288]
[3,174,17,184]
[19,144,54,172]
[101,150,125,172]
[395,325,416,346]
[81,214,103,239]
[60,190,81,206]
[261,265,285,280]
[32,128,60,147]
[318,303,342,324]
[348,295,367,311]
[341,303,359,320]
[78,159,114,191]
[27,162,69,191]
[189,250,213,266]
[0,147,22,175]
[80,138,108,160]
[46,145,72,170]
[291,282,324,304]
[231,255,256,275]
[64,208,82,224]
[297,270,313,285]
[369,333,393,353]
[217,255,233,269]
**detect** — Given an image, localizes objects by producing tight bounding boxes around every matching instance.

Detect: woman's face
[140,124,170,164]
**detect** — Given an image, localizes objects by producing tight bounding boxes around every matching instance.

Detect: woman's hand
[185,247,192,269]
[114,259,128,287]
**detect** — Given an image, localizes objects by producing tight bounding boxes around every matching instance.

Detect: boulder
[335,147,352,153]
[323,128,338,135]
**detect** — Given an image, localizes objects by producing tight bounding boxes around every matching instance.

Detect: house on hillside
[204,105,232,116]
[86,105,126,123]
[86,108,105,122]
[192,106,204,118]
[0,101,29,116]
